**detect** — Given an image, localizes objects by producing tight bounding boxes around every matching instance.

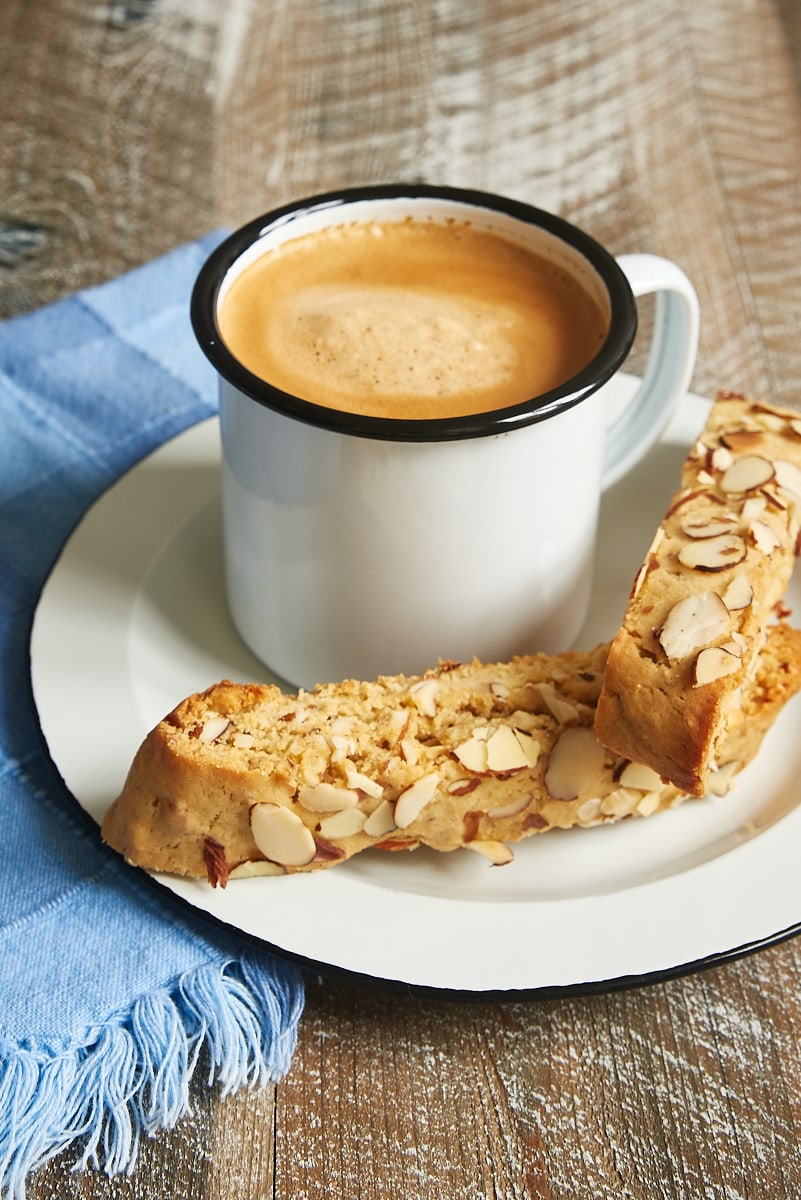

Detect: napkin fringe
[0,953,303,1199]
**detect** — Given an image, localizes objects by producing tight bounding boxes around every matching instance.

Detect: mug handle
[601,253,700,488]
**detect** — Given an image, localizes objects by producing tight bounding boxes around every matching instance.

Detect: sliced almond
[410,678,439,717]
[465,839,514,866]
[706,760,740,796]
[720,429,767,453]
[722,574,753,610]
[576,796,603,823]
[636,791,663,818]
[693,646,741,687]
[394,773,440,828]
[453,735,488,774]
[537,682,580,723]
[297,782,360,812]
[490,681,510,701]
[486,793,532,820]
[485,725,530,772]
[318,808,367,839]
[250,803,316,867]
[544,727,606,801]
[760,485,789,512]
[710,445,734,471]
[228,859,286,879]
[600,788,639,818]
[677,533,746,571]
[197,716,231,743]
[741,495,767,522]
[679,514,738,539]
[447,777,481,797]
[789,418,801,439]
[399,738,421,767]
[363,799,397,838]
[343,767,384,799]
[513,729,541,767]
[658,591,731,660]
[619,761,664,791]
[386,708,409,743]
[749,518,782,554]
[774,459,801,501]
[720,455,775,493]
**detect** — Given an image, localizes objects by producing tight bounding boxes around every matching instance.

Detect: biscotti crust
[102,625,801,883]
[595,393,801,794]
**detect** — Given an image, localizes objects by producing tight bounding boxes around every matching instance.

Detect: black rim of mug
[190,183,639,443]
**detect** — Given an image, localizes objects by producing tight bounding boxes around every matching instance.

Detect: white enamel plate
[30,376,801,995]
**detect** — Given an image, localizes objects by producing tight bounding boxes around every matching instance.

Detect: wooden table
[4,1,801,1195]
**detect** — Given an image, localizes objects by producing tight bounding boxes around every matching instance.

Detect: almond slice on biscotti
[595,391,801,796]
[101,622,801,883]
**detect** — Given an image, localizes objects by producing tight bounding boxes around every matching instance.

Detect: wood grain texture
[5,0,801,1196]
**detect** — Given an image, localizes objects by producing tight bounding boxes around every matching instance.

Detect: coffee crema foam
[218,220,609,420]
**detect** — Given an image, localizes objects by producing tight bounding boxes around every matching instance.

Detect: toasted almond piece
[232,732,254,750]
[789,418,801,439]
[537,681,580,723]
[250,803,316,867]
[741,495,768,522]
[749,518,782,554]
[198,716,231,743]
[410,678,439,717]
[722,574,753,610]
[619,761,664,790]
[386,708,409,743]
[228,859,286,879]
[677,533,746,571]
[394,773,440,828]
[544,728,606,801]
[600,787,639,818]
[576,796,603,823]
[297,782,360,812]
[363,799,397,838]
[399,738,421,767]
[449,779,481,799]
[693,646,742,687]
[679,514,739,539]
[344,767,384,798]
[774,459,801,501]
[329,734,353,762]
[486,793,532,820]
[465,839,514,866]
[636,791,663,817]
[760,485,789,512]
[485,725,531,772]
[453,735,489,773]
[514,728,541,767]
[706,760,740,796]
[318,808,367,839]
[658,591,731,660]
[490,681,510,701]
[720,455,775,493]
[710,446,734,471]
[720,429,767,452]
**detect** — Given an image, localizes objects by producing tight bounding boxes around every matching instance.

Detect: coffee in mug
[192,185,699,687]
[216,219,609,421]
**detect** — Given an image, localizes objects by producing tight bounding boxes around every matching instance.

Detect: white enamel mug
[191,185,698,687]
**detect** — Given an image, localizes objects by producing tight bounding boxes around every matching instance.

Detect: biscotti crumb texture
[101,624,801,883]
[595,392,801,795]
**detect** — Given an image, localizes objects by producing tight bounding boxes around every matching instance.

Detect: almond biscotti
[595,392,801,795]
[102,624,801,883]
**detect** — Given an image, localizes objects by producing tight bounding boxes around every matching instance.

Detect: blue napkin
[0,236,305,1199]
